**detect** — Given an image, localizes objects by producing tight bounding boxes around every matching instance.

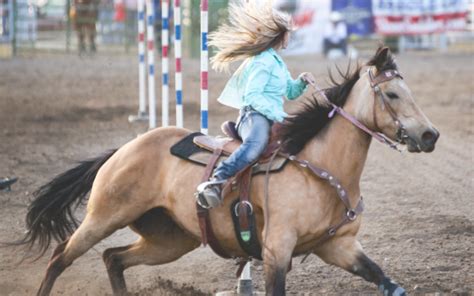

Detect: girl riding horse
[197,2,315,208]
[13,3,439,296]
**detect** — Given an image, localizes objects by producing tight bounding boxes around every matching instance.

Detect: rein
[308,68,405,152]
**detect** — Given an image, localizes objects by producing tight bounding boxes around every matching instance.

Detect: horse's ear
[368,46,392,72]
[378,46,390,60]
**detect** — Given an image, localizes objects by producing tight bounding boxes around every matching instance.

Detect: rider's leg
[77,25,86,54]
[214,111,272,180]
[198,110,272,208]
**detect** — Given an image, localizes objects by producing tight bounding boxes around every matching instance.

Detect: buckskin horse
[15,47,439,295]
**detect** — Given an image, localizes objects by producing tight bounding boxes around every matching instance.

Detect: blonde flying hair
[208,0,292,73]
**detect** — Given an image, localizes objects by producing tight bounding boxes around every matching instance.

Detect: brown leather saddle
[193,121,284,164]
[194,121,285,261]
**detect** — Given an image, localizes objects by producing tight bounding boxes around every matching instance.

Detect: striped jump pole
[146,0,156,129]
[174,0,183,128]
[161,0,169,127]
[137,0,147,118]
[127,0,148,123]
[200,0,208,134]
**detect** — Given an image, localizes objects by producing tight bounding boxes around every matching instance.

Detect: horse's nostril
[422,130,437,145]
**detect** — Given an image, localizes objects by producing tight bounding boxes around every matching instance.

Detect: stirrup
[196,179,226,193]
[195,179,226,209]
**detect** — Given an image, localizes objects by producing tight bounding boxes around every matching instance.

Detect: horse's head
[362,46,439,153]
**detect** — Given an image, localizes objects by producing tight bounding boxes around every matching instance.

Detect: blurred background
[0,0,472,57]
[0,0,230,56]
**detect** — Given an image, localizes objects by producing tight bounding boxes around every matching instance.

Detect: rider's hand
[299,72,315,86]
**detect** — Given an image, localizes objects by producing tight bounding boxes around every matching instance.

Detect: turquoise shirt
[217,48,307,122]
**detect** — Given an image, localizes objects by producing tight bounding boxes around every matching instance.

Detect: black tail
[11,149,117,257]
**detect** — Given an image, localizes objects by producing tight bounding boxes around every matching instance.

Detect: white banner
[373,0,469,35]
[281,0,331,55]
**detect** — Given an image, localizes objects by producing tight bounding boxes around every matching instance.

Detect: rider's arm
[285,70,308,100]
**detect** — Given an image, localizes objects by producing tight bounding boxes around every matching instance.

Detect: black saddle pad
[170,132,206,165]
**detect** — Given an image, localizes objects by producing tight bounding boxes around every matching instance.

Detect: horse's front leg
[262,229,297,296]
[315,236,406,296]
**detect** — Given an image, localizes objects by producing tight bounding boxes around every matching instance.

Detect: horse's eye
[386,92,399,99]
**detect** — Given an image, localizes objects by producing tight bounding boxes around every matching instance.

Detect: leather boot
[196,178,226,209]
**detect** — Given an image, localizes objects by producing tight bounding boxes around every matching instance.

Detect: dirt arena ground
[0,49,472,295]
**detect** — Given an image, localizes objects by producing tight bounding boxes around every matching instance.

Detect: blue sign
[332,0,374,36]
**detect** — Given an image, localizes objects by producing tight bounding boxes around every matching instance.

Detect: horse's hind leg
[102,208,200,295]
[314,237,406,296]
[36,239,70,296]
[102,245,132,295]
[103,237,198,295]
[37,215,127,296]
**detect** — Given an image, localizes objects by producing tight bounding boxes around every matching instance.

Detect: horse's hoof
[379,278,406,296]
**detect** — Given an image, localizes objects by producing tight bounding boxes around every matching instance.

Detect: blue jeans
[213,107,272,180]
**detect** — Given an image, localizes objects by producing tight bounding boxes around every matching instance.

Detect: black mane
[280,63,361,155]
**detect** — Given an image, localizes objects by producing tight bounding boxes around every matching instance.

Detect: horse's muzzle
[407,127,440,153]
[421,128,440,152]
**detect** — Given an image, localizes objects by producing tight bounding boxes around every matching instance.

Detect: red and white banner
[373,0,469,35]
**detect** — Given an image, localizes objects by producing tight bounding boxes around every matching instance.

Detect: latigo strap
[196,147,232,259]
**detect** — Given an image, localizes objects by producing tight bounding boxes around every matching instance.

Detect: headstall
[309,68,406,152]
[367,68,409,148]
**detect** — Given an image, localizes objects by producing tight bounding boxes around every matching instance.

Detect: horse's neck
[298,93,372,202]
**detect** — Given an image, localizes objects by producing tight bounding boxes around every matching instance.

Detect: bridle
[309,67,406,152]
[368,68,409,148]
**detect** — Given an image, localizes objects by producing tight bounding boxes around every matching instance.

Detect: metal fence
[0,0,228,57]
[1,0,37,57]
[0,0,14,42]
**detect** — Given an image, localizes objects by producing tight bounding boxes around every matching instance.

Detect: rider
[197,2,315,208]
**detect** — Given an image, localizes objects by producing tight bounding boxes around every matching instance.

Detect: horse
[16,47,439,295]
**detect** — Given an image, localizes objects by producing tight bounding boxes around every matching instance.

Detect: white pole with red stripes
[200,0,208,134]
[137,0,146,118]
[146,0,156,128]
[128,0,148,123]
[174,0,183,128]
[161,0,170,127]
